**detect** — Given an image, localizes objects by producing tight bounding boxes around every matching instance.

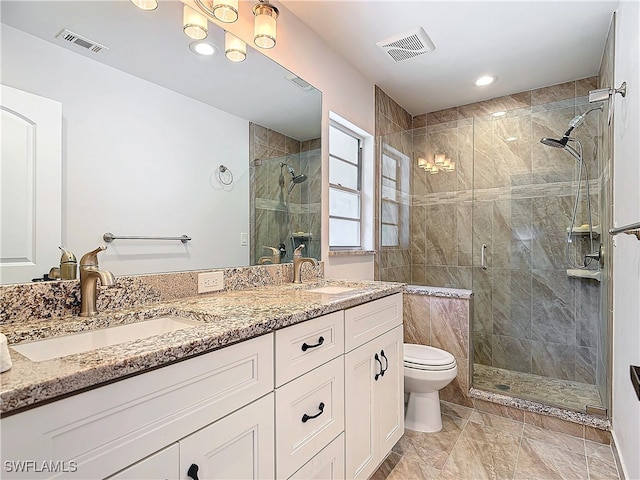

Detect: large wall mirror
[1,0,322,285]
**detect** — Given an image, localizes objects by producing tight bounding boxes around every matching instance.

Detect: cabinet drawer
[288,433,344,480]
[275,356,345,479]
[1,334,273,480]
[275,311,344,387]
[107,444,179,480]
[344,293,402,352]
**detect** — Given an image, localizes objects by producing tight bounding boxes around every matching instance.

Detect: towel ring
[217,165,233,186]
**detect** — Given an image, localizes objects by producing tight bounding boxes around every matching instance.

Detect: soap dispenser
[59,246,78,280]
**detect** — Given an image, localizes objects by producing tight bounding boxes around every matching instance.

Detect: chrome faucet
[292,244,318,283]
[79,246,115,317]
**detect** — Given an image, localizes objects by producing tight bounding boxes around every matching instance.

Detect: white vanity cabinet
[344,294,404,480]
[2,291,404,480]
[1,334,274,480]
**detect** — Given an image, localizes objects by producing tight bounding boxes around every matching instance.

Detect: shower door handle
[481,244,488,271]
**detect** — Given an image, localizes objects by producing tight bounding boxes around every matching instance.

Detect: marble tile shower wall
[375,86,413,283]
[597,22,615,406]
[410,77,605,386]
[249,123,321,264]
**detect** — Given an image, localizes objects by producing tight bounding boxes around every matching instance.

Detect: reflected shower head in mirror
[280,162,307,193]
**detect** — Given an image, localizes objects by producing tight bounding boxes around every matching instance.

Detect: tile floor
[473,364,603,413]
[372,402,620,480]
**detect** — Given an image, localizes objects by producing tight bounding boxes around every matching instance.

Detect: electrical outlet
[198,271,224,293]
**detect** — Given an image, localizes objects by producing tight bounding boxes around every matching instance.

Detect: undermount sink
[306,286,358,295]
[11,316,200,362]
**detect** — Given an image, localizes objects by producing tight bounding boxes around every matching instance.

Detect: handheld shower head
[539,104,603,154]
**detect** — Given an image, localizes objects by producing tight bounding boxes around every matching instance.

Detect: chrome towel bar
[609,222,640,241]
[103,232,191,243]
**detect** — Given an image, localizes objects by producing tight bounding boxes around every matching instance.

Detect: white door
[180,394,275,480]
[1,84,61,284]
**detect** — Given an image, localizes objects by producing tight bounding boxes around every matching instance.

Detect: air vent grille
[376,27,435,63]
[56,29,108,53]
[286,74,313,91]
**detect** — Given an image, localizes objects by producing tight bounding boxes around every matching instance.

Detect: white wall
[612,2,640,478]
[2,25,250,277]
[203,0,377,280]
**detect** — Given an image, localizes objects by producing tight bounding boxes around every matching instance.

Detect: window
[329,123,362,248]
[381,151,399,247]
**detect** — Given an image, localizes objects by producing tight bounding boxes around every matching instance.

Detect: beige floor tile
[468,410,524,436]
[523,423,586,455]
[386,454,442,480]
[585,441,616,465]
[441,400,474,420]
[393,414,466,469]
[370,452,401,480]
[587,457,620,480]
[514,437,589,480]
[439,421,521,479]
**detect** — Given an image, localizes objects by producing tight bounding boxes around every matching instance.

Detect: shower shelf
[566,269,602,281]
[567,225,601,236]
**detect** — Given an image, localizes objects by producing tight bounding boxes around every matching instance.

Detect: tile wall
[377,78,606,391]
[249,123,321,264]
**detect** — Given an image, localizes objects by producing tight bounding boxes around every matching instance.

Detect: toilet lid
[404,344,456,369]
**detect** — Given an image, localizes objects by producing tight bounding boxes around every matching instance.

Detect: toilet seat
[404,344,456,371]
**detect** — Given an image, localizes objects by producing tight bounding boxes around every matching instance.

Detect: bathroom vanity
[0,280,404,479]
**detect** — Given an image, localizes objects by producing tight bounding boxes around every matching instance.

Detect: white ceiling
[1,0,322,140]
[282,0,619,115]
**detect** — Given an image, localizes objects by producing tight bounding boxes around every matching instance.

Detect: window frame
[329,122,363,250]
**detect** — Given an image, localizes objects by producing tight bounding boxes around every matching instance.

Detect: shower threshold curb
[469,387,611,430]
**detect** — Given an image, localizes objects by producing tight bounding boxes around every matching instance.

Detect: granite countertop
[0,279,403,416]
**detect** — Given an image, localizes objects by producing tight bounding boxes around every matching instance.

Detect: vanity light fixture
[183,5,208,40]
[130,0,158,11]
[253,0,279,49]
[418,154,455,174]
[212,0,239,23]
[225,32,247,62]
[475,75,497,86]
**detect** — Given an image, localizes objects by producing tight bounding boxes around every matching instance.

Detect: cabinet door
[375,326,404,457]
[107,444,179,480]
[344,341,378,480]
[180,394,274,480]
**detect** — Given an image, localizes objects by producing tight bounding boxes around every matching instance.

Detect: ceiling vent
[376,27,435,63]
[286,73,314,91]
[55,29,108,54]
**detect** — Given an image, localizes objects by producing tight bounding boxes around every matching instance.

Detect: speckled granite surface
[469,387,610,430]
[403,284,473,299]
[0,279,402,415]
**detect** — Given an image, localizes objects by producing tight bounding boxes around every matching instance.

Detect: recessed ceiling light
[475,75,497,86]
[189,41,218,56]
[492,111,506,117]
[505,136,518,142]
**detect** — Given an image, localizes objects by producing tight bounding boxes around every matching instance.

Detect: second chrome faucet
[292,244,318,283]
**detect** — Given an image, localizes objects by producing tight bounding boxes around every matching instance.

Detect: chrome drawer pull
[301,336,325,351]
[302,402,325,423]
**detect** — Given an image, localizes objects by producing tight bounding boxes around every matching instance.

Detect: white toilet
[404,343,458,433]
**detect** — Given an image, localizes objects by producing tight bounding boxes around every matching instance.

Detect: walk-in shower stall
[377,74,613,415]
